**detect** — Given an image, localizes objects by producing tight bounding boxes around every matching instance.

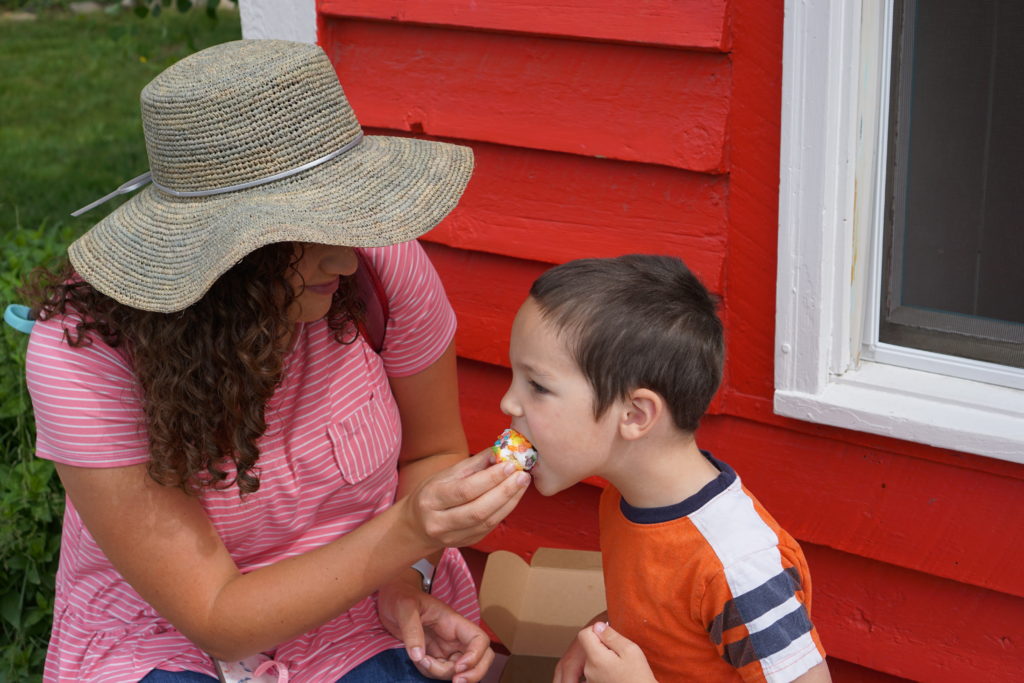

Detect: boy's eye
[529,380,549,394]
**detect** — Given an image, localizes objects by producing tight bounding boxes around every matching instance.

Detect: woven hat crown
[68,38,474,313]
[141,40,361,193]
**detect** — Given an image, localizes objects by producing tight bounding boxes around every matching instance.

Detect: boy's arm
[700,559,826,683]
[791,661,832,683]
[553,611,608,683]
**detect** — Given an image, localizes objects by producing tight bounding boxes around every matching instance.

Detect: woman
[24,40,528,682]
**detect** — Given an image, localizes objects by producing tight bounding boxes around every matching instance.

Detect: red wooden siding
[417,140,730,279]
[324,22,731,172]
[318,1,1024,680]
[320,0,730,50]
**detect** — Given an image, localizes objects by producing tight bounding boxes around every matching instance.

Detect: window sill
[774,361,1024,464]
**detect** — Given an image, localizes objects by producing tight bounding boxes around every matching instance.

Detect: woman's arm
[391,340,471,498]
[382,340,515,682]
[56,446,525,662]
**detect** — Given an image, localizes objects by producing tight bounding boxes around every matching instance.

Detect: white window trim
[775,0,1024,464]
[239,0,316,44]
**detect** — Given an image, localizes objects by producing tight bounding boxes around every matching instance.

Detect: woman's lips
[304,280,339,296]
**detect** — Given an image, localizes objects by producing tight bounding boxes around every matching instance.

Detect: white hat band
[72,133,365,217]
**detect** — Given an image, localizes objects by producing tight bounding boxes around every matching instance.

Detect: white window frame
[239,0,316,44]
[775,0,1024,464]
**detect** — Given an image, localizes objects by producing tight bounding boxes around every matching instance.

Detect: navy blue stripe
[708,567,803,644]
[619,451,735,524]
[721,604,814,669]
[734,566,802,624]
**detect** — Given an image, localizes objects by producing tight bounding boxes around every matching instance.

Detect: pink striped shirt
[27,240,479,682]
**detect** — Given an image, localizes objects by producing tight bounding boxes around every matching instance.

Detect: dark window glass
[882,0,1024,369]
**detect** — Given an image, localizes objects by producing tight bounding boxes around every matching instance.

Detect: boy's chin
[532,476,569,497]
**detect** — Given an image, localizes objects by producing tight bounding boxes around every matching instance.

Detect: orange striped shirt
[600,454,825,682]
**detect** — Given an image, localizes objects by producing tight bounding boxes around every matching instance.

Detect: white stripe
[691,481,823,678]
[745,595,804,635]
[761,632,823,683]
[690,478,783,596]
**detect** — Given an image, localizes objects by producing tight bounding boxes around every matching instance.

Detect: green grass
[0,8,241,680]
[1,8,243,238]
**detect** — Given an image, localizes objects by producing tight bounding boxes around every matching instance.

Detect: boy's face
[500,297,622,496]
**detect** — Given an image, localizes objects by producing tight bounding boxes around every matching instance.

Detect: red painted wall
[317,2,1024,680]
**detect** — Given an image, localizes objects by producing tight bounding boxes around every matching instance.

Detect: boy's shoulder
[599,457,807,578]
[599,462,824,683]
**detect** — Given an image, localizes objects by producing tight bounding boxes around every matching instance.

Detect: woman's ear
[618,388,663,441]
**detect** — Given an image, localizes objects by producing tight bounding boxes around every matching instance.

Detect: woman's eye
[529,380,549,394]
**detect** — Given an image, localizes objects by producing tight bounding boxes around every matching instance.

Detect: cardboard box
[479,548,606,683]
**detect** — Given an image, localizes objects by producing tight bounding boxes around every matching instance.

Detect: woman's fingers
[423,471,530,546]
[404,447,531,548]
[453,645,495,683]
[429,450,522,509]
[443,448,497,477]
[450,625,491,672]
[415,652,454,680]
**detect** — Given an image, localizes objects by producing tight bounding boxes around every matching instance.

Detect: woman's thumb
[395,598,427,663]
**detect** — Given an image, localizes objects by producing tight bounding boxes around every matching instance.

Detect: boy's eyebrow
[517,361,552,378]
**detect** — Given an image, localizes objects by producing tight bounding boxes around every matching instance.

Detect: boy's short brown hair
[530,254,723,432]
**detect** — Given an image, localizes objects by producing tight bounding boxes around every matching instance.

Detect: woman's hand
[377,574,495,682]
[401,449,531,550]
[576,622,658,683]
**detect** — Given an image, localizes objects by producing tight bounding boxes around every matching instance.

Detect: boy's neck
[604,434,720,509]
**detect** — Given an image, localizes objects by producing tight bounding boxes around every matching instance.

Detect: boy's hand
[576,622,658,683]
[553,609,608,683]
[552,636,587,683]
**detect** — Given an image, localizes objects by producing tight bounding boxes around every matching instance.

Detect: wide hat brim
[68,134,472,313]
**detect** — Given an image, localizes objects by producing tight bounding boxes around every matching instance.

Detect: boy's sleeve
[700,551,826,683]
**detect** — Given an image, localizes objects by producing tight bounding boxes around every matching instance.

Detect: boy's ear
[618,388,663,440]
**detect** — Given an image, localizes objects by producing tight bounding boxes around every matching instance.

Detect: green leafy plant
[0,222,75,680]
[1,10,241,679]
[132,0,239,20]
[2,1,237,17]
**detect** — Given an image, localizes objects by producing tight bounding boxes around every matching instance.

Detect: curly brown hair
[23,242,363,497]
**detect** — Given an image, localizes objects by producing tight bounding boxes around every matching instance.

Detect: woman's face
[287,243,359,323]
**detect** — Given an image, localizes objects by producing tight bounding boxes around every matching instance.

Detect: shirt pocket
[325,394,401,486]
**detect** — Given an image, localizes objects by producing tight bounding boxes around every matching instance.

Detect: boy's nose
[499,387,521,417]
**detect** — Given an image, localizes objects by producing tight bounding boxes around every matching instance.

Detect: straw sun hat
[68,39,474,313]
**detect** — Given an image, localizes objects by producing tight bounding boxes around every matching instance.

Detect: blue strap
[4,304,35,334]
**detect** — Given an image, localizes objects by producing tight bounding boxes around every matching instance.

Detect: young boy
[500,255,830,683]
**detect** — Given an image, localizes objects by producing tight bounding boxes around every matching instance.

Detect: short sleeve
[700,552,825,683]
[358,240,457,378]
[26,314,150,468]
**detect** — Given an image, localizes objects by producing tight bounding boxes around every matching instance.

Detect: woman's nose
[320,245,358,277]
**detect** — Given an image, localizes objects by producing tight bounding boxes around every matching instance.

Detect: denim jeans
[337,648,431,682]
[140,648,431,682]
